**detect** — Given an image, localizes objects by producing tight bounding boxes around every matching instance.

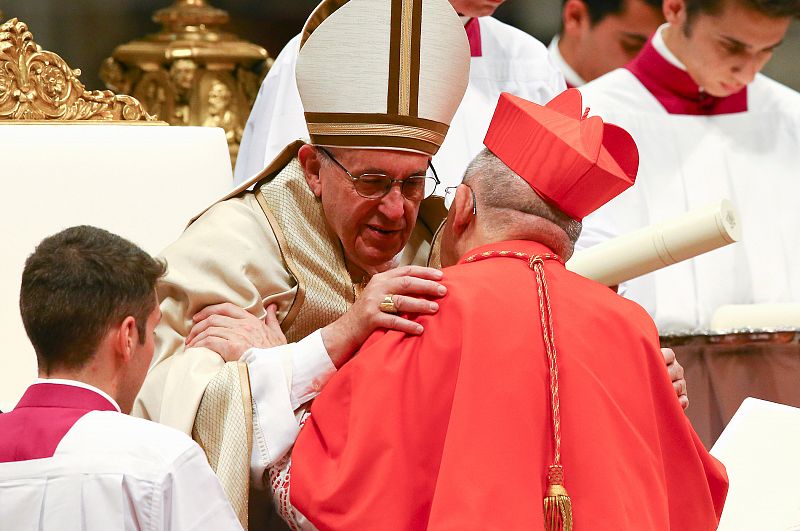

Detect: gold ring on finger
[379,294,398,314]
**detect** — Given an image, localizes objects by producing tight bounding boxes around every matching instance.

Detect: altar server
[549,0,664,87]
[280,90,728,530]
[577,0,800,331]
[0,226,242,531]
[233,0,566,188]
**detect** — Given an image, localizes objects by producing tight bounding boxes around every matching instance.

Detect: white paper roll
[567,199,741,287]
[711,303,800,330]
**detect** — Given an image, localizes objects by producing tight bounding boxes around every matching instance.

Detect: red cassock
[290,240,728,530]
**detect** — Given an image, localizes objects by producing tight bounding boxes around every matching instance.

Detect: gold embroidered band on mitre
[305,111,449,155]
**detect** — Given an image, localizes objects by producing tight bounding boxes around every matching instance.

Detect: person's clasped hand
[185,302,287,362]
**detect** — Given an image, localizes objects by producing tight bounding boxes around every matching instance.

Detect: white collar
[548,35,586,87]
[36,378,122,412]
[652,23,687,71]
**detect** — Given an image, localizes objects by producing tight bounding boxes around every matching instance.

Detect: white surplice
[233,16,566,188]
[547,35,586,88]
[0,380,242,531]
[577,27,800,332]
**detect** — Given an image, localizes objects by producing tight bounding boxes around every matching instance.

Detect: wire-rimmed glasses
[444,184,477,214]
[318,146,440,201]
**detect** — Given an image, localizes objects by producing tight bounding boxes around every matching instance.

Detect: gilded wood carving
[101,0,271,165]
[0,18,156,122]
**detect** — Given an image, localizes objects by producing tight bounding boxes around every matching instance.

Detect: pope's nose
[377,185,406,220]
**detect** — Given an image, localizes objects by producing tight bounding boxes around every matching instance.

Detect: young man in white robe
[577,0,800,331]
[549,0,664,87]
[233,0,567,188]
[0,226,242,531]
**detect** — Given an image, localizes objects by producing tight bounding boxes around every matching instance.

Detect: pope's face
[449,0,507,18]
[666,0,790,97]
[311,148,428,275]
[566,0,664,82]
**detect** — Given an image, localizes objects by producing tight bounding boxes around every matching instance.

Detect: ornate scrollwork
[0,18,157,122]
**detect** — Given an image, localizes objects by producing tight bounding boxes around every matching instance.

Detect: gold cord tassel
[543,465,573,531]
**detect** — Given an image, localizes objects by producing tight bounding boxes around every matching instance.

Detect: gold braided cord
[462,249,572,530]
[531,255,563,465]
[462,249,565,464]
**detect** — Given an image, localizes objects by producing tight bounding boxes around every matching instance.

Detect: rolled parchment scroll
[566,199,741,287]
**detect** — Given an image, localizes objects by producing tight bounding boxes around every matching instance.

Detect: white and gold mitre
[296,0,470,156]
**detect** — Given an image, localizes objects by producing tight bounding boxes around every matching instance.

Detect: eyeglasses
[318,146,440,201]
[444,184,477,215]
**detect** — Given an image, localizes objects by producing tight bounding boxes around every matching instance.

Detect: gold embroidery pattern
[258,158,355,343]
[307,122,444,145]
[398,0,413,115]
[193,361,253,529]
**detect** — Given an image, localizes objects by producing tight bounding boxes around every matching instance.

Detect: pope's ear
[451,184,476,236]
[299,144,323,197]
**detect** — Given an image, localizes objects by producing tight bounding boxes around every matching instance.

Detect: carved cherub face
[41,65,66,99]
[170,60,197,92]
[207,80,231,113]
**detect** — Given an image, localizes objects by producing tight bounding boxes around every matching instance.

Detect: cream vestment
[134,143,442,503]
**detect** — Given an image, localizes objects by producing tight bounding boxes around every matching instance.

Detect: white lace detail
[269,407,313,530]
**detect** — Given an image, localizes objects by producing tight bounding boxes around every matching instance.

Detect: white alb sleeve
[243,330,336,487]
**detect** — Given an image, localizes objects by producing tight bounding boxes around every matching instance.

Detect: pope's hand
[185,302,287,362]
[321,265,446,368]
[662,347,689,410]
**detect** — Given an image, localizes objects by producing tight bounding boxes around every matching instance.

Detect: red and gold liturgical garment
[290,240,728,530]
